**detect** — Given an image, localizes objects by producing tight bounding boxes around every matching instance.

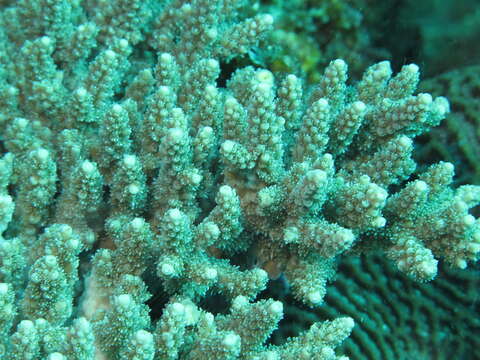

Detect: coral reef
[0,0,478,359]
[418,65,480,186]
[268,254,480,360]
[257,0,392,82]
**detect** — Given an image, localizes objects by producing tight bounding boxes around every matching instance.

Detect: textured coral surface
[0,1,478,359]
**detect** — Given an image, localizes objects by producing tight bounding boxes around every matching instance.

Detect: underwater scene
[0,0,478,359]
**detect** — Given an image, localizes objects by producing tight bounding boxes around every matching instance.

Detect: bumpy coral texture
[268,254,480,360]
[418,65,480,185]
[0,0,478,359]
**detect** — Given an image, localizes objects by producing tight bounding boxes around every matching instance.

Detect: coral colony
[0,1,478,359]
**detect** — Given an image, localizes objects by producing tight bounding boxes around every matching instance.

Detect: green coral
[418,65,480,185]
[0,0,478,359]
[270,254,480,360]
[258,0,392,82]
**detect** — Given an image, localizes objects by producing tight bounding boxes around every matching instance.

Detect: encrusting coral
[0,0,478,359]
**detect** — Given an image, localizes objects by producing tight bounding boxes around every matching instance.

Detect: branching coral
[0,0,478,359]
[418,65,480,185]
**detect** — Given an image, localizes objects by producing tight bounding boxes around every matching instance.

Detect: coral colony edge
[0,1,478,360]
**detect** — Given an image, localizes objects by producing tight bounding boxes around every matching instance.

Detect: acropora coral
[0,0,478,359]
